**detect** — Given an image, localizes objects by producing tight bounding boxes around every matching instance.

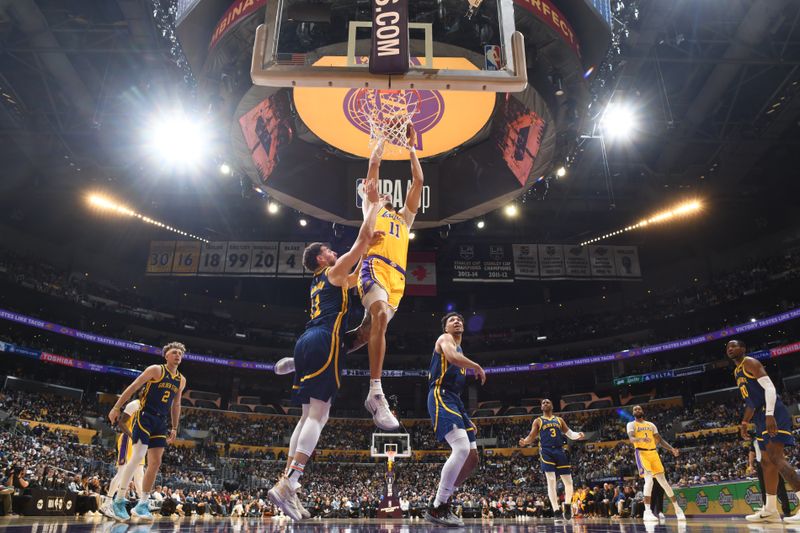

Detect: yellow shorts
[358,255,406,311]
[634,449,664,477]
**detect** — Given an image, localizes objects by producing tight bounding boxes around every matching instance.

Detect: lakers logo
[292,56,495,159]
[343,88,444,151]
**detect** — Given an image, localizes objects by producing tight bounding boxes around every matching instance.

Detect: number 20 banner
[146,241,315,278]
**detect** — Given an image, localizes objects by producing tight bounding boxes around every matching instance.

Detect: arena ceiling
[0,0,798,251]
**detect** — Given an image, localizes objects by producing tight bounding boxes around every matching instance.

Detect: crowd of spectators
[1,246,798,362]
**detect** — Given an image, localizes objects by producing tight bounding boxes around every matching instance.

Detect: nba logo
[484,45,503,71]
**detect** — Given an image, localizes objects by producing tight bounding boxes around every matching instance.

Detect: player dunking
[359,128,424,430]
[424,312,485,527]
[107,342,186,521]
[267,179,382,520]
[519,399,584,520]
[728,339,800,522]
[100,399,145,519]
[627,405,686,522]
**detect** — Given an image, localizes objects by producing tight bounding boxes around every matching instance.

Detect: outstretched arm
[519,417,541,447]
[654,433,679,457]
[436,333,485,384]
[328,180,381,286]
[560,418,585,440]
[362,141,383,218]
[400,127,423,223]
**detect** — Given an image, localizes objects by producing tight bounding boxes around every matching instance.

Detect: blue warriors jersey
[306,267,351,333]
[428,346,467,398]
[539,416,566,448]
[735,357,783,411]
[139,364,182,418]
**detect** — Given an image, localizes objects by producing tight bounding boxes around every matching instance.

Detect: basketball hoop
[353,88,420,158]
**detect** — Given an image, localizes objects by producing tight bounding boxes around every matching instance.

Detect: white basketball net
[355,89,419,157]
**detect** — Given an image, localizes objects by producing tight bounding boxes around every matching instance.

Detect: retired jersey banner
[147,241,310,278]
[406,252,437,296]
[452,244,514,283]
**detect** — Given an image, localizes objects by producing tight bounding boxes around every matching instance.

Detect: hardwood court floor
[0,515,793,532]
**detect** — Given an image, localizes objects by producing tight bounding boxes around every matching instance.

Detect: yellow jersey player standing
[627,405,685,522]
[108,342,186,521]
[358,128,424,430]
[100,399,145,519]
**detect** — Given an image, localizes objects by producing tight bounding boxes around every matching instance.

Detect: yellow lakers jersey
[627,420,658,450]
[366,207,412,270]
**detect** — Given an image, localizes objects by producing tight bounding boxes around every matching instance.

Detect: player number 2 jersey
[139,364,182,418]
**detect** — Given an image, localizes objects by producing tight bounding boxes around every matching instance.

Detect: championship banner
[564,245,591,277]
[406,251,437,296]
[452,243,514,283]
[589,245,616,277]
[537,244,565,278]
[613,246,641,277]
[512,244,539,279]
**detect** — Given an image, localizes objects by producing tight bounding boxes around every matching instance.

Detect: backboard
[371,432,412,458]
[251,0,526,91]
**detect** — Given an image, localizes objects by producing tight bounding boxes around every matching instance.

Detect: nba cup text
[357,178,431,214]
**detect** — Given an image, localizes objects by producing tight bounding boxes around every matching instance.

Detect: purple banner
[1,307,798,376]
[0,308,275,372]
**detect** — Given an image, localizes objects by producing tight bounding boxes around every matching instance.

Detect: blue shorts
[292,327,343,405]
[427,389,476,443]
[540,447,570,473]
[132,410,169,449]
[755,404,795,450]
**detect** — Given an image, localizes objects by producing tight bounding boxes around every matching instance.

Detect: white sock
[645,503,651,512]
[435,429,470,507]
[766,494,777,512]
[369,379,383,395]
[545,472,559,513]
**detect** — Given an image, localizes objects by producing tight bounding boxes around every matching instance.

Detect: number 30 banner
[146,240,312,278]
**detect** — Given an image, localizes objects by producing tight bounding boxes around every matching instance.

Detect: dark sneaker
[564,504,572,520]
[424,503,464,527]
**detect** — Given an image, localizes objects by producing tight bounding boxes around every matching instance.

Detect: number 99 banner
[146,241,316,277]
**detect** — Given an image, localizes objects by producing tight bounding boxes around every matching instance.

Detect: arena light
[267,202,279,214]
[580,199,703,246]
[86,193,208,243]
[503,204,518,218]
[145,112,211,171]
[409,231,416,240]
[600,102,637,140]
[299,218,308,227]
[556,166,567,178]
[476,220,485,229]
[219,163,232,175]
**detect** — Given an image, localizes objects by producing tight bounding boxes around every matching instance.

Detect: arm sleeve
[626,421,635,434]
[565,429,582,440]
[757,375,777,415]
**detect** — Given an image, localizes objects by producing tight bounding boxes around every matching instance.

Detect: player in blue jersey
[424,312,486,527]
[267,177,382,521]
[107,342,186,521]
[728,339,800,523]
[519,399,584,520]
